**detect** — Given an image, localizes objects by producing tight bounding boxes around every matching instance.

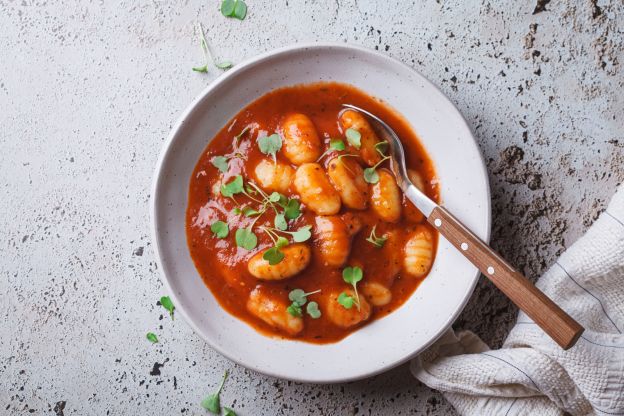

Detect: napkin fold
[412,187,624,416]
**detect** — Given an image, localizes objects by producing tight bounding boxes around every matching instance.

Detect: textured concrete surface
[1,0,622,414]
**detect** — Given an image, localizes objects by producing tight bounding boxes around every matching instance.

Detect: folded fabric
[412,186,624,416]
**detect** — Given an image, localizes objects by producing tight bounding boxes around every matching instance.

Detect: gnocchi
[294,163,341,215]
[314,216,353,267]
[248,244,311,280]
[380,230,402,279]
[281,113,322,164]
[369,169,402,222]
[339,109,382,166]
[247,286,304,335]
[326,290,371,328]
[253,158,295,194]
[362,282,392,306]
[404,225,434,277]
[327,156,368,210]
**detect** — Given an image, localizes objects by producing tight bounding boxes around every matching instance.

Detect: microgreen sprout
[159,296,175,319]
[366,225,387,248]
[287,288,322,318]
[317,138,346,161]
[259,224,312,265]
[192,22,233,73]
[221,0,247,20]
[146,332,158,343]
[257,133,282,162]
[210,151,245,173]
[223,408,237,416]
[363,142,392,184]
[201,370,228,414]
[211,156,229,173]
[338,266,363,310]
[220,175,244,199]
[210,220,229,238]
[235,227,257,250]
[345,128,362,149]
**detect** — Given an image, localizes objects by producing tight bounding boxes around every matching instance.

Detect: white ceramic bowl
[150,43,490,383]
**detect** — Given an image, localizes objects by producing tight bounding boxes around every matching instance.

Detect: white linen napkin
[411,186,624,416]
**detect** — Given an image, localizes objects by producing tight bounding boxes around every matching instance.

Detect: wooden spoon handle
[428,206,584,350]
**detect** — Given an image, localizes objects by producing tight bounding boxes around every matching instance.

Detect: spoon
[343,104,584,350]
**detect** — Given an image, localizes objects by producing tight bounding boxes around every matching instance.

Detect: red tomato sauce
[186,82,439,343]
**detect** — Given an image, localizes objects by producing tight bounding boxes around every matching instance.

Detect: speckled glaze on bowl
[150,43,491,383]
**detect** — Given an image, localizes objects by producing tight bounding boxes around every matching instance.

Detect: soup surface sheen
[186,82,439,343]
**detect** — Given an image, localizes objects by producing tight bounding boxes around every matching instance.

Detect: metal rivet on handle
[461,243,468,251]
[487,266,495,275]
[434,218,442,227]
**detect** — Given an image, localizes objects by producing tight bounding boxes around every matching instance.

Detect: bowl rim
[150,41,491,383]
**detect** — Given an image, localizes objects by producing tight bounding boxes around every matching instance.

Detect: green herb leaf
[233,0,247,19]
[241,206,261,217]
[337,292,354,309]
[235,228,257,250]
[275,236,289,249]
[221,175,244,198]
[284,199,301,220]
[223,408,237,416]
[210,221,229,238]
[363,167,379,184]
[192,65,208,73]
[330,139,346,151]
[346,128,361,149]
[215,61,233,70]
[366,225,387,248]
[211,156,229,173]
[201,393,220,414]
[375,141,389,156]
[288,289,307,305]
[160,296,175,319]
[274,213,288,231]
[263,247,285,265]
[269,192,283,203]
[220,0,236,16]
[146,332,158,343]
[200,371,228,414]
[287,302,302,317]
[258,133,282,158]
[342,266,363,285]
[291,225,312,243]
[306,301,321,319]
[288,288,321,306]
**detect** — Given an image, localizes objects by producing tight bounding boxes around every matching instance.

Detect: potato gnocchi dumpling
[247,287,304,335]
[404,225,434,277]
[326,290,371,328]
[253,158,295,194]
[339,109,382,166]
[327,156,369,210]
[362,282,392,306]
[294,163,341,215]
[281,113,322,165]
[370,169,402,223]
[248,244,311,280]
[380,230,402,279]
[314,216,353,267]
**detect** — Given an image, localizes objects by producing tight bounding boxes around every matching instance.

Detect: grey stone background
[1,0,622,414]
